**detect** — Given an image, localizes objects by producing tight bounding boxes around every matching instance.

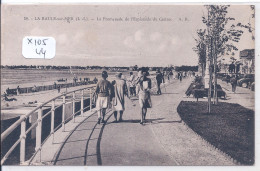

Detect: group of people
[94,68,153,125]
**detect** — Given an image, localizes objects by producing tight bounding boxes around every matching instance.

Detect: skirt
[139,91,152,108]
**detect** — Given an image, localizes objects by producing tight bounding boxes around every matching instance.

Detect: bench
[193,89,226,101]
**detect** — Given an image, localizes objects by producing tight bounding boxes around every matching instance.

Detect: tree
[193,29,207,76]
[202,5,243,112]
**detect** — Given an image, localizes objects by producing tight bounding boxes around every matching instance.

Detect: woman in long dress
[112,73,128,122]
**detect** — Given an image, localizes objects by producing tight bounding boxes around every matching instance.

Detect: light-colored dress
[113,78,127,111]
[128,75,135,87]
[138,77,152,108]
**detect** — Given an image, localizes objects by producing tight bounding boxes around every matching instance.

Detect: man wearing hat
[155,69,164,95]
[95,71,112,124]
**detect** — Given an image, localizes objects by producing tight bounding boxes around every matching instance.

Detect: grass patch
[177,101,254,165]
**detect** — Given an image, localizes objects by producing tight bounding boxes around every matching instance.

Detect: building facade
[239,49,255,74]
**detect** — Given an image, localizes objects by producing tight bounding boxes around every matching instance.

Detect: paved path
[52,78,235,166]
[218,79,254,110]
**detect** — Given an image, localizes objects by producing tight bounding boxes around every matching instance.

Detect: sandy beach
[1,69,132,109]
[1,69,127,94]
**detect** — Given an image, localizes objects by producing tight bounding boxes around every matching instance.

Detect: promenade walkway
[218,80,254,111]
[31,78,235,166]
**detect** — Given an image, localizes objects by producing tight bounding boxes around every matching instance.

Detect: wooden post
[36,107,42,162]
[81,90,84,116]
[20,117,26,164]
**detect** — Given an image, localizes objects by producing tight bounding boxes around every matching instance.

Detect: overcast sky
[1,5,254,67]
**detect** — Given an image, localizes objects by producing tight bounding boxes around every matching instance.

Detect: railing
[1,85,96,165]
[1,75,172,165]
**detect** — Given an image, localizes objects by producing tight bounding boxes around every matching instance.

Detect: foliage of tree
[193,29,207,76]
[175,66,198,72]
[198,5,243,112]
[237,5,255,40]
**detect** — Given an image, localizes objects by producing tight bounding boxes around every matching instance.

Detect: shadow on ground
[177,101,254,165]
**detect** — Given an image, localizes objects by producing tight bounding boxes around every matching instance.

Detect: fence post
[36,106,42,162]
[73,92,75,122]
[20,117,26,164]
[81,90,84,116]
[62,94,66,131]
[90,88,92,111]
[51,100,55,143]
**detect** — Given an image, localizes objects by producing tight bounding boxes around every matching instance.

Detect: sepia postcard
[0,2,257,170]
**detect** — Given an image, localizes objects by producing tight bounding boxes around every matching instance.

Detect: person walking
[167,71,170,81]
[112,73,128,122]
[136,68,152,125]
[179,72,183,82]
[95,71,112,124]
[156,69,164,95]
[169,70,173,81]
[230,75,238,93]
[128,72,136,97]
[135,69,142,96]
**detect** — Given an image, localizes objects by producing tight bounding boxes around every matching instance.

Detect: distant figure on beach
[84,78,89,82]
[73,77,77,85]
[16,86,21,95]
[93,77,98,84]
[112,73,128,122]
[128,72,136,97]
[54,82,57,89]
[3,92,7,100]
[57,85,61,93]
[3,92,17,101]
[32,85,37,92]
[156,69,164,95]
[230,75,238,93]
[6,87,10,95]
[136,68,152,124]
[95,71,112,124]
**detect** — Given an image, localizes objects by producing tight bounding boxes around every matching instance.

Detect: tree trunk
[213,37,218,105]
[207,37,213,113]
[201,63,205,77]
